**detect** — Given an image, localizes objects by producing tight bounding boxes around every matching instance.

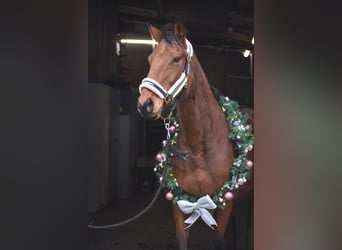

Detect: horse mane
[210,85,223,102]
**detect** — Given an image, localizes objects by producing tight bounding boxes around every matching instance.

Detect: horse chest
[172,155,229,196]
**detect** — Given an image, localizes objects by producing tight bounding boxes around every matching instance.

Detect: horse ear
[148,24,162,43]
[174,22,187,45]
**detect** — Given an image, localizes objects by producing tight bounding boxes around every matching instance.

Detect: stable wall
[88,83,111,212]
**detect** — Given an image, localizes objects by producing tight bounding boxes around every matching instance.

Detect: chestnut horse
[137,22,253,250]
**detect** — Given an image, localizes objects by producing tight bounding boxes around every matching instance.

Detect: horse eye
[173,56,181,63]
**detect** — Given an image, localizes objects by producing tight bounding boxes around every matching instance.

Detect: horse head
[137,22,193,120]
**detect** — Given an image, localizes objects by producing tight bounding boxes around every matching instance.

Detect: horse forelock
[161,23,185,47]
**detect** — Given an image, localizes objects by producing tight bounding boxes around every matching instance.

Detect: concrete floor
[88,189,253,250]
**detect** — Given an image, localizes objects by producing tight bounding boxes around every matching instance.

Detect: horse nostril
[144,98,153,113]
[137,98,154,117]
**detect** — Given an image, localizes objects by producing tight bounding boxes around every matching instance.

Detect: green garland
[154,96,254,210]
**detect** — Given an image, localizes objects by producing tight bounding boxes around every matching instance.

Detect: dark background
[87,2,254,249]
[1,0,341,250]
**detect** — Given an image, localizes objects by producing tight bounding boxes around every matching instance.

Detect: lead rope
[88,118,174,229]
[88,157,168,229]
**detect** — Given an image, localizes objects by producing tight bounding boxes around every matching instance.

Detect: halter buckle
[164,94,173,104]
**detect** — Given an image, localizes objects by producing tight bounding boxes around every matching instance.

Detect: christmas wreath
[153,96,254,210]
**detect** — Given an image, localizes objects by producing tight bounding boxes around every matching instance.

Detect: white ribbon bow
[177,195,217,229]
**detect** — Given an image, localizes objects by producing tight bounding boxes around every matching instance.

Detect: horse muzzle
[137,98,158,120]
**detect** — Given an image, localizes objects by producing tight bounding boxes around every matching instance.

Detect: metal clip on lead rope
[163,117,171,140]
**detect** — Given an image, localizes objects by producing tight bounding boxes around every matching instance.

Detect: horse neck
[176,54,225,152]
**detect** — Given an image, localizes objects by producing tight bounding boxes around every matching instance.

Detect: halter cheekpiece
[139,39,193,102]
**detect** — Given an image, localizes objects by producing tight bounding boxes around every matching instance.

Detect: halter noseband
[139,39,193,102]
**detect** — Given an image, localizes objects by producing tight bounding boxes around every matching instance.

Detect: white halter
[139,39,193,101]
